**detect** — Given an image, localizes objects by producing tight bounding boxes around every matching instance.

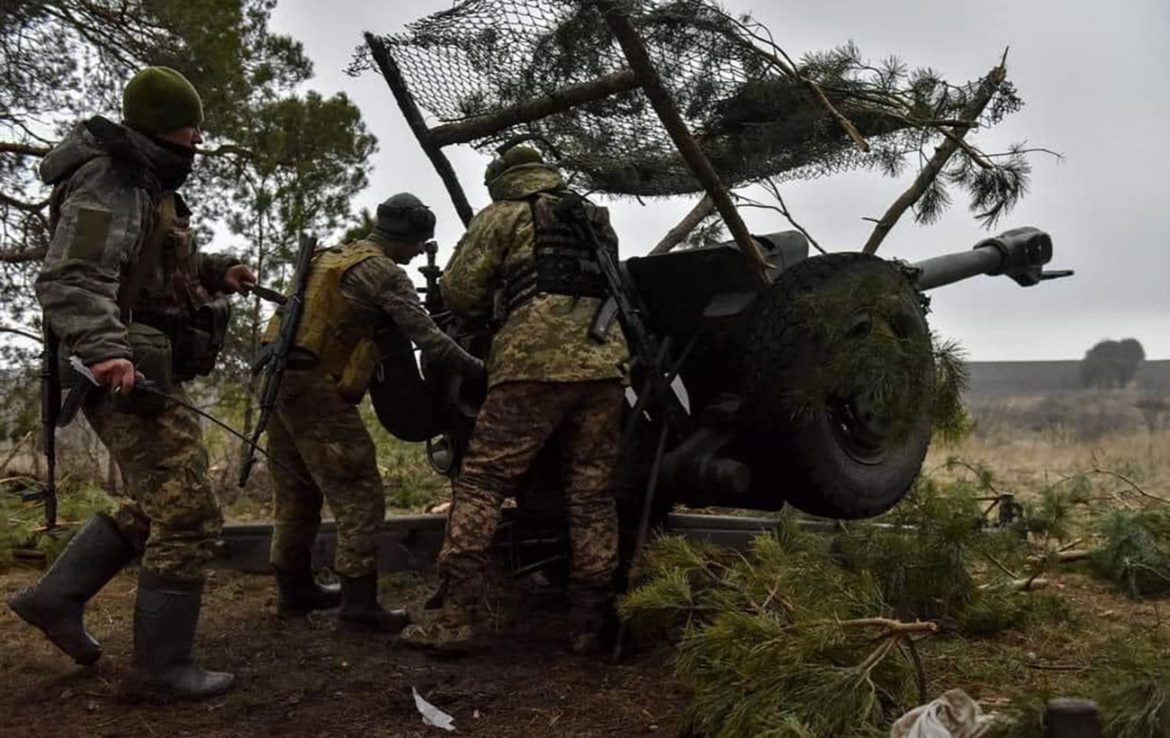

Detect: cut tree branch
[0,141,51,157]
[429,70,641,147]
[0,191,50,212]
[0,325,43,342]
[759,180,826,254]
[861,54,1009,255]
[650,194,715,255]
[0,246,47,263]
[599,1,768,281]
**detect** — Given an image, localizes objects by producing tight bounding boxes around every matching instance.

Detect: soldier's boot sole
[121,666,235,702]
[7,514,135,665]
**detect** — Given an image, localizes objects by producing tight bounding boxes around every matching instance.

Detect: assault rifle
[35,324,61,529]
[237,234,318,488]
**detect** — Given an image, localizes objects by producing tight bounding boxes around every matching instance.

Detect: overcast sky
[264,0,1170,360]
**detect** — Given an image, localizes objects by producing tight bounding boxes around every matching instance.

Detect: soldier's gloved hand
[90,358,136,394]
[224,263,258,294]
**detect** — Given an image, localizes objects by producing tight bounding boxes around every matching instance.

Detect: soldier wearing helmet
[401,146,629,653]
[262,193,482,632]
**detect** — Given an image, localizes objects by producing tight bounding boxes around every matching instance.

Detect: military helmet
[374,192,435,242]
[122,66,204,136]
[484,145,545,185]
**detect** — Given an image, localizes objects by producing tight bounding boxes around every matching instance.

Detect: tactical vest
[264,241,384,401]
[49,183,228,381]
[504,192,618,314]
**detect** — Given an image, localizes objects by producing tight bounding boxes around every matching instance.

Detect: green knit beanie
[122,67,204,136]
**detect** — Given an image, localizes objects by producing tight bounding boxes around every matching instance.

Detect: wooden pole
[596,2,768,283]
[650,194,715,255]
[365,33,476,227]
[429,70,641,147]
[861,60,1007,255]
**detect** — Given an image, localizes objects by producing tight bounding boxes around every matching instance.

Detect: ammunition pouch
[336,339,379,404]
[123,322,173,415]
[172,296,231,381]
[132,296,231,382]
[505,193,617,314]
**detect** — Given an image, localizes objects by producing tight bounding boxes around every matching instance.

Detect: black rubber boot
[568,586,615,655]
[123,571,234,700]
[275,567,341,617]
[7,514,135,665]
[338,574,410,633]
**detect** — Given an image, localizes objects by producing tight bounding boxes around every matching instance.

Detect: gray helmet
[374,192,435,242]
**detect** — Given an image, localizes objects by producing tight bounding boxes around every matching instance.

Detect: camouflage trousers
[438,379,623,605]
[267,368,385,578]
[83,384,222,580]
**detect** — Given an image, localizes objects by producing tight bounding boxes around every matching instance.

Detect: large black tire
[740,253,934,519]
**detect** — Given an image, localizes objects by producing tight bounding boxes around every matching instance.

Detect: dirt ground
[0,568,686,738]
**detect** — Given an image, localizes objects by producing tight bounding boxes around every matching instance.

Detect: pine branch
[899,637,928,705]
[835,617,938,636]
[1092,467,1170,506]
[704,7,869,152]
[862,54,1009,255]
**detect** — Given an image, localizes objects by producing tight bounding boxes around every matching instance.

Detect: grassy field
[4,390,1170,735]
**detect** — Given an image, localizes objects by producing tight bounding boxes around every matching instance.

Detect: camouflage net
[353,0,1022,198]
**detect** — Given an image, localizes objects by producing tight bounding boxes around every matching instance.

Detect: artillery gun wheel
[740,253,934,519]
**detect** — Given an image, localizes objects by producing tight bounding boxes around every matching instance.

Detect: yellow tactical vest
[264,240,384,402]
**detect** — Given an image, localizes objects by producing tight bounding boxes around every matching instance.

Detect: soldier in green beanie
[8,66,254,700]
[122,66,205,137]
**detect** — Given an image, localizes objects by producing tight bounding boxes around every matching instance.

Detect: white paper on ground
[412,686,457,732]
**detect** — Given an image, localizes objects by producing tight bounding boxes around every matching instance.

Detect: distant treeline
[966,359,1170,401]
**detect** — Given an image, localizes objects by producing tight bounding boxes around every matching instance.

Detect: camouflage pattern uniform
[36,117,238,580]
[268,237,482,579]
[10,67,237,699]
[428,157,629,637]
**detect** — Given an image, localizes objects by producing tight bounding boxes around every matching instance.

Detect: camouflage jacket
[442,164,628,388]
[339,238,482,376]
[35,117,240,364]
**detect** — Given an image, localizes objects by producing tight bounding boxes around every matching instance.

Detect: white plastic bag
[890,689,992,738]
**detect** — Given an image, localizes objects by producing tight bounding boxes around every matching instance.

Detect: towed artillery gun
[352,0,1071,559]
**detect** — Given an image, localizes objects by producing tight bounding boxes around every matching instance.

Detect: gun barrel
[911,248,1005,291]
[910,227,1067,291]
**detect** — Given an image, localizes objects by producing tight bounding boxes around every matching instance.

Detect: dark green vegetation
[621,465,1170,737]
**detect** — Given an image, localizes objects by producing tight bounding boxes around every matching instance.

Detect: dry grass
[929,397,1170,502]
